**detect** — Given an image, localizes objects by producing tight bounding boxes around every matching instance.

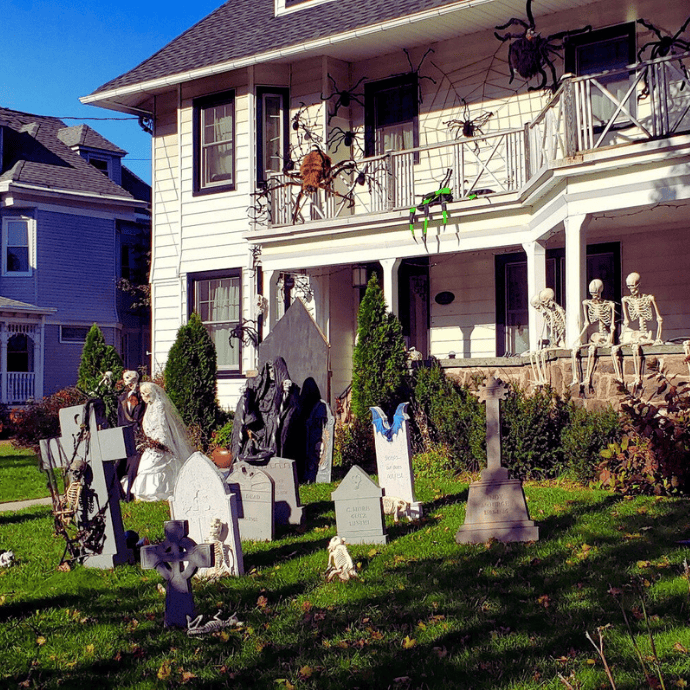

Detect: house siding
[37,210,118,323]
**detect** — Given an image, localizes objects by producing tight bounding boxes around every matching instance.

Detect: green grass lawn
[2,461,690,689]
[0,443,54,503]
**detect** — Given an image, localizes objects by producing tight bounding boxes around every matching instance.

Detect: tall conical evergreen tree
[77,323,124,425]
[350,273,408,420]
[164,312,221,446]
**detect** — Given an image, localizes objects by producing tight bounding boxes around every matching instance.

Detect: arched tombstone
[169,452,244,577]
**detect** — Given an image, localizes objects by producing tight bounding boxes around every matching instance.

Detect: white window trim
[59,325,90,344]
[2,216,35,277]
[274,0,335,16]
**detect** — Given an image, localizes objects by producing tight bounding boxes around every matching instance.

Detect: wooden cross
[39,402,135,568]
[473,377,509,477]
[140,520,214,628]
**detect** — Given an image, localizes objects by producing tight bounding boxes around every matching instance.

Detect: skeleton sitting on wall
[525,288,566,386]
[616,272,664,389]
[571,279,622,393]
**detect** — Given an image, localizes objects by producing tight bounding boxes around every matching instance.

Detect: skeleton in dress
[325,536,358,581]
[525,288,566,386]
[570,279,622,391]
[617,272,664,389]
[196,517,235,580]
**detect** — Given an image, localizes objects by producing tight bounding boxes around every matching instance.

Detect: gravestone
[258,457,305,526]
[39,403,135,568]
[306,400,335,484]
[370,403,422,519]
[140,520,213,628]
[455,377,539,544]
[331,465,387,545]
[169,452,244,577]
[225,461,275,541]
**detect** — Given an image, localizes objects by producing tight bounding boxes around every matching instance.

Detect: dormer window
[88,155,111,177]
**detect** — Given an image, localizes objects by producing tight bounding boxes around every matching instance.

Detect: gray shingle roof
[90,0,458,95]
[57,124,127,155]
[0,107,134,199]
[0,296,54,314]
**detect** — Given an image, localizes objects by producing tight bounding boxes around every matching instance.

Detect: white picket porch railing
[5,372,36,404]
[266,52,690,227]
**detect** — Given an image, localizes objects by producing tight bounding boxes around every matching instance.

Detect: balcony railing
[265,52,690,227]
[528,51,690,173]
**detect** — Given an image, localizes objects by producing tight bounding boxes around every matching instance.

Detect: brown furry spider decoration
[263,146,360,224]
[494,0,591,92]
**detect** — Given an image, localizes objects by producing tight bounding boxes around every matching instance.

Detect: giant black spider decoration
[327,126,364,155]
[321,74,367,122]
[401,48,437,104]
[443,100,494,140]
[637,16,690,97]
[494,0,591,92]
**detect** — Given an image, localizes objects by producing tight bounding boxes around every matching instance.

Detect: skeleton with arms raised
[571,279,622,392]
[616,272,664,389]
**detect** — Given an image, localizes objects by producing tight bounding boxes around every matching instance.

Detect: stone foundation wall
[439,345,689,411]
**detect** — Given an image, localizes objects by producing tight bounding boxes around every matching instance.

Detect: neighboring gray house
[0,107,151,404]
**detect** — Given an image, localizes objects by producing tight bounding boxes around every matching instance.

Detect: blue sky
[4,0,224,183]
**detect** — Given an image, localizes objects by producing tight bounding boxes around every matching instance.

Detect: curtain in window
[204,104,233,184]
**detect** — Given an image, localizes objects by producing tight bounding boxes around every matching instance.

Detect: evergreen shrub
[164,312,226,448]
[350,274,407,420]
[410,363,622,482]
[77,323,123,425]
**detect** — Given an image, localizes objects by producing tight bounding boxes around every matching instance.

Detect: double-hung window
[191,271,241,374]
[257,87,288,185]
[364,74,419,157]
[194,90,235,193]
[2,216,33,276]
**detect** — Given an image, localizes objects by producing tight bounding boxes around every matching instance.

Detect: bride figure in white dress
[130,382,194,502]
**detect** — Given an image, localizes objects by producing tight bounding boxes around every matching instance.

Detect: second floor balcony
[262,52,690,229]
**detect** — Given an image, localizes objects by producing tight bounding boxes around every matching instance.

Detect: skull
[539,287,555,307]
[589,279,604,299]
[626,272,641,296]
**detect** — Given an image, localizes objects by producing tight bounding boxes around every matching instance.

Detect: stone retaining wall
[438,345,689,411]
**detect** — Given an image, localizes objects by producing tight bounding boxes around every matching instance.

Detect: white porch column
[522,240,547,351]
[380,258,402,315]
[33,323,43,400]
[0,324,7,405]
[262,269,280,335]
[564,214,591,346]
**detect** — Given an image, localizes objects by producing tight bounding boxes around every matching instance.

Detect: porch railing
[266,52,690,227]
[6,372,36,404]
[267,127,526,226]
[528,51,690,174]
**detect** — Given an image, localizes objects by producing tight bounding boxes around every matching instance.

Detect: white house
[83,0,690,409]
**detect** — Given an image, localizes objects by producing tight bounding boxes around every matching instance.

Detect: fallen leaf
[402,635,417,649]
[299,666,313,679]
[157,661,172,681]
[36,636,46,646]
[257,595,269,609]
[637,560,652,569]
[674,642,688,654]
[181,670,197,683]
[85,644,94,655]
